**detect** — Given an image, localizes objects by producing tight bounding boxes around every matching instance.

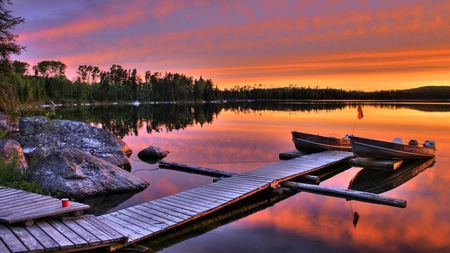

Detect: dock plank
[24,223,60,250]
[99,213,149,242]
[170,193,221,208]
[47,219,89,246]
[74,218,119,243]
[116,209,164,232]
[0,224,28,253]
[0,238,11,253]
[82,214,128,243]
[182,188,233,202]
[62,220,103,246]
[142,201,196,219]
[0,187,89,225]
[125,206,177,227]
[35,220,75,249]
[8,225,45,252]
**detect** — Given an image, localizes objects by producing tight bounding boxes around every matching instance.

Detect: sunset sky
[9,0,450,91]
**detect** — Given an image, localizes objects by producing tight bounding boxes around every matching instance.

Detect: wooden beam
[349,158,403,171]
[159,160,236,177]
[160,160,320,185]
[280,181,407,208]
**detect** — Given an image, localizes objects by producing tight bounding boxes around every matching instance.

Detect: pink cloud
[12,0,450,90]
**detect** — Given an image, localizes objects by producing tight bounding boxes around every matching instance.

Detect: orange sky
[10,0,450,91]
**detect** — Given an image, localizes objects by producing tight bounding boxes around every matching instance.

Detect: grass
[0,155,46,195]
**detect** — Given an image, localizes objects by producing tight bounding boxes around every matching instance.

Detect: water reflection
[349,158,435,194]
[19,102,450,252]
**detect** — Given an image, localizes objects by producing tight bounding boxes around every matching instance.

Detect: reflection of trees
[19,101,450,138]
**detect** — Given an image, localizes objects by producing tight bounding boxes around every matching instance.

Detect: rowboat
[348,135,436,159]
[348,158,435,194]
[291,131,352,152]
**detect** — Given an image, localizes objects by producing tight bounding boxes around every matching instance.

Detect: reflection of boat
[291,131,352,152]
[349,136,436,159]
[348,158,435,194]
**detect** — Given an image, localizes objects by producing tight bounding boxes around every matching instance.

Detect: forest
[5,60,450,107]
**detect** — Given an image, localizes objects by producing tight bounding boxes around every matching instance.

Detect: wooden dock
[0,214,128,252]
[97,151,354,245]
[0,187,90,226]
[1,151,355,252]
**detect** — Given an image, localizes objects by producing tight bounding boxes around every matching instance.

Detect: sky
[9,0,450,91]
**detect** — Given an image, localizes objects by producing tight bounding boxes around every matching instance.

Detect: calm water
[31,102,450,252]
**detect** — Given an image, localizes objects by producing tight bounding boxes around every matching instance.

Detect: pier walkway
[1,151,353,252]
[97,151,353,244]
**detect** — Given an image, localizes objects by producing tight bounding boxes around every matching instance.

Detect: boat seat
[393,138,403,144]
[408,140,419,146]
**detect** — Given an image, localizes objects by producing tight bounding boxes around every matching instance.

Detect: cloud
[11,0,450,89]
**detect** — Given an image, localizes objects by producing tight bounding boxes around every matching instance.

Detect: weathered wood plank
[82,214,128,243]
[281,181,407,208]
[24,222,60,250]
[185,187,235,201]
[0,195,54,212]
[2,201,89,223]
[205,183,256,195]
[200,184,253,197]
[0,190,36,201]
[99,213,150,242]
[0,237,11,253]
[125,205,177,227]
[209,179,265,192]
[46,219,89,246]
[349,157,403,170]
[115,209,164,232]
[175,191,225,205]
[169,193,219,209]
[142,201,196,218]
[8,225,45,252]
[75,217,126,243]
[0,224,28,253]
[159,160,235,177]
[156,196,211,213]
[35,220,75,249]
[183,188,233,202]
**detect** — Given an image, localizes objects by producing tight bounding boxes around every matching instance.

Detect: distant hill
[395,86,450,100]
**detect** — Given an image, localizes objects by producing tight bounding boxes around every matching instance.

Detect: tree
[0,0,25,73]
[12,60,28,75]
[33,60,67,77]
[0,0,25,114]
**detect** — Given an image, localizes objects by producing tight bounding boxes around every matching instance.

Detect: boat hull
[349,136,435,159]
[292,131,352,152]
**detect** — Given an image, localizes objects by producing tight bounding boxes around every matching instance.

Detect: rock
[138,146,169,164]
[27,147,149,198]
[18,116,48,135]
[0,139,28,173]
[15,116,133,170]
[0,112,19,133]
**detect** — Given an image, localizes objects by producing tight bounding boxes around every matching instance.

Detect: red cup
[62,198,69,207]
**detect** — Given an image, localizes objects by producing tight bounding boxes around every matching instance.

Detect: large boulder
[15,116,132,170]
[27,147,149,198]
[0,139,28,172]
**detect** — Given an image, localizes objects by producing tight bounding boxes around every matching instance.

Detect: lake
[24,101,450,252]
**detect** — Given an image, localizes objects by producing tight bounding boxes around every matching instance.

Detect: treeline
[7,60,222,105]
[224,85,450,100]
[4,60,450,110]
